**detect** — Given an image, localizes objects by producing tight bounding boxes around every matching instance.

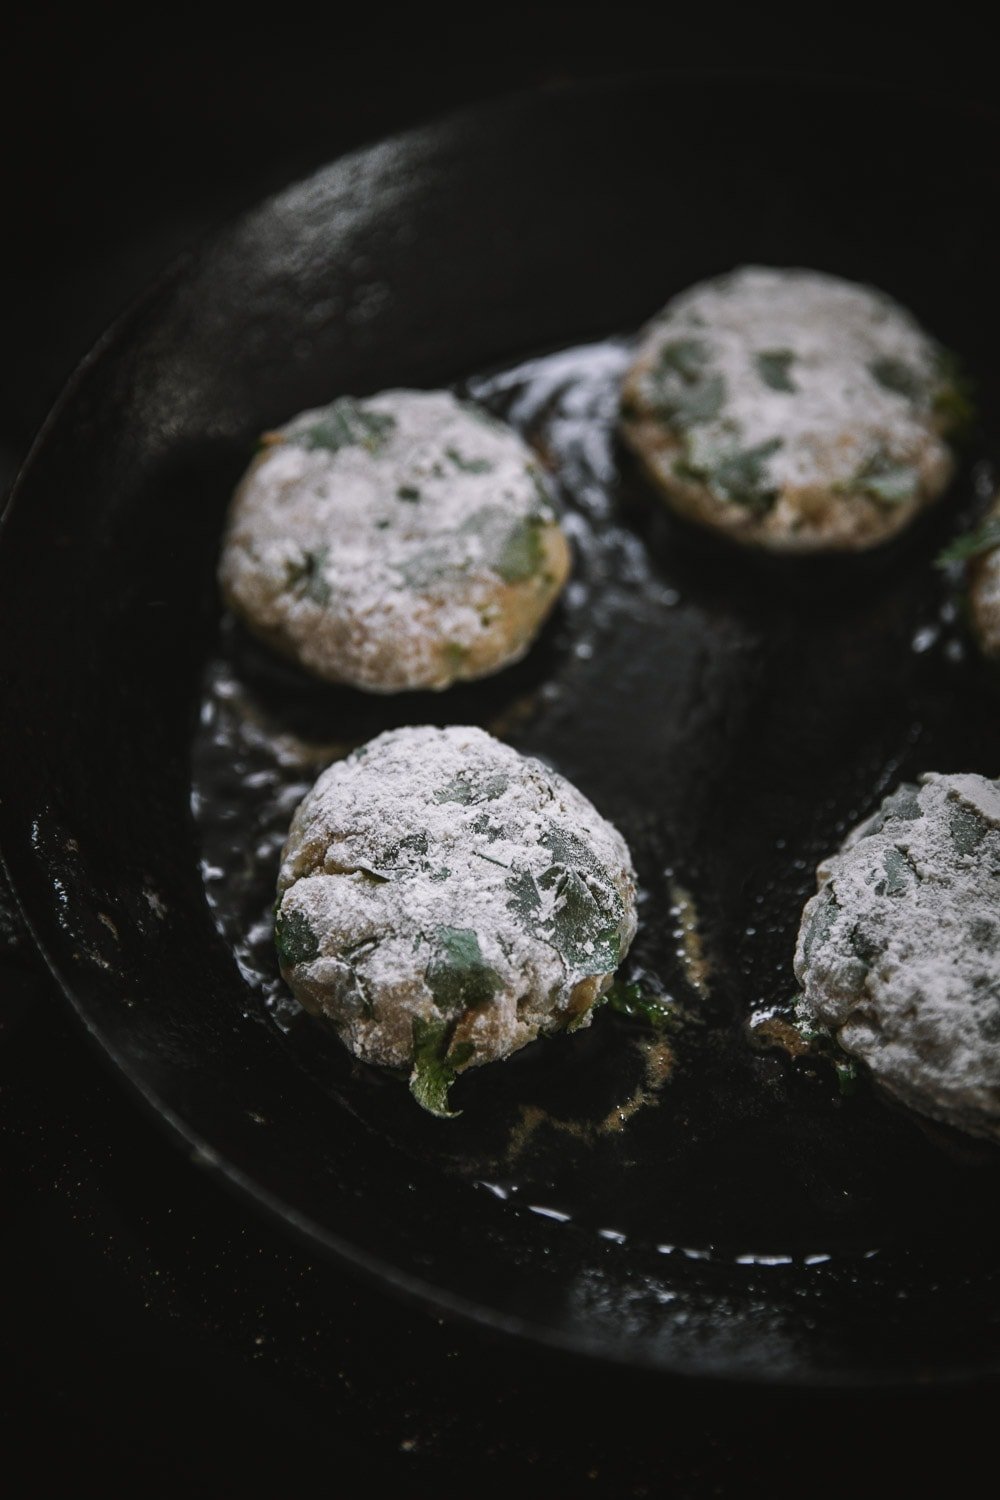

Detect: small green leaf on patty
[494,515,547,583]
[936,515,1000,566]
[505,866,542,921]
[877,847,919,896]
[851,451,920,505]
[801,888,840,965]
[274,907,319,967]
[445,446,493,474]
[680,437,783,512]
[869,357,922,400]
[756,349,797,392]
[285,548,332,605]
[287,397,396,455]
[656,339,709,381]
[949,802,990,856]
[604,979,675,1029]
[541,867,622,975]
[380,831,429,870]
[712,439,783,509]
[409,1017,475,1118]
[434,772,509,805]
[648,339,726,427]
[425,926,501,1012]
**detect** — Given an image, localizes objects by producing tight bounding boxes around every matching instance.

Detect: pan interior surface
[1,76,999,1385]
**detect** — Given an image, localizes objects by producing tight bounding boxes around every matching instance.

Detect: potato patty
[220,390,570,691]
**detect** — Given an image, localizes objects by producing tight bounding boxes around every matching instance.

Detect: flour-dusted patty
[620,267,968,552]
[219,391,570,692]
[275,726,637,1115]
[794,774,1000,1141]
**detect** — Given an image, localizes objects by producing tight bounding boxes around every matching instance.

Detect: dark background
[2,11,997,1496]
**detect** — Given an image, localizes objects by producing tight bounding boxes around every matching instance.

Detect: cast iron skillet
[2,75,999,1387]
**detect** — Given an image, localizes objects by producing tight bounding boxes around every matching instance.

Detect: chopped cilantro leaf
[434,773,508,805]
[446,447,493,474]
[851,451,919,505]
[495,515,547,583]
[425,926,501,1012]
[949,802,989,856]
[679,437,783,512]
[285,548,332,605]
[409,1017,475,1118]
[869,357,922,399]
[756,350,797,392]
[648,339,726,427]
[936,515,1000,566]
[274,907,319,967]
[603,979,674,1029]
[287,397,395,455]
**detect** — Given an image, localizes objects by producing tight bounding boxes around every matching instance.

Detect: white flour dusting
[275,726,637,1085]
[795,772,1000,1140]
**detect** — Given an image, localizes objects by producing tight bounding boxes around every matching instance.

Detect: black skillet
[2,75,999,1387]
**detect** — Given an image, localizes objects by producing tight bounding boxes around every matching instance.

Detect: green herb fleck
[834,1057,862,1096]
[285,548,332,605]
[434,773,509,806]
[869,357,922,400]
[274,908,319,967]
[381,831,429,870]
[409,1017,475,1118]
[949,802,989,856]
[756,349,797,392]
[936,515,1000,566]
[425,926,501,1012]
[851,451,920,505]
[679,436,783,512]
[397,485,421,502]
[505,866,542,920]
[801,889,840,965]
[541,866,622,974]
[446,447,493,474]
[648,339,726,427]
[287,397,396,455]
[877,847,919,897]
[791,998,865,1098]
[604,979,675,1029]
[656,339,708,381]
[495,515,547,583]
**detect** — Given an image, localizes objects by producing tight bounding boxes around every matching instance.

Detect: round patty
[219,390,570,692]
[620,266,965,553]
[274,725,637,1114]
[794,773,1000,1141]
